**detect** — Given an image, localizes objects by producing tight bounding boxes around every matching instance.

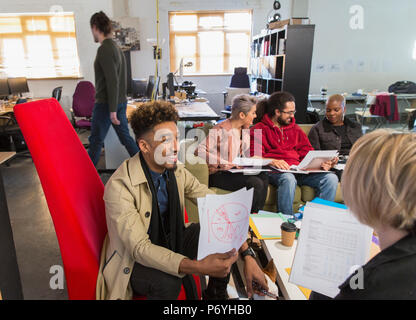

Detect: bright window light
[413,41,416,60]
[0,12,81,78]
[169,10,252,75]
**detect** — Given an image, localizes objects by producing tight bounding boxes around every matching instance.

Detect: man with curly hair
[96,101,268,300]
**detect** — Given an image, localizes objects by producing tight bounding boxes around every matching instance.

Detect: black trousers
[209,171,269,213]
[130,223,229,300]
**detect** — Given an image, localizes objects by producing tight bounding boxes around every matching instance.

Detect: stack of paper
[229,157,272,174]
[197,188,253,260]
[232,157,272,167]
[289,201,373,298]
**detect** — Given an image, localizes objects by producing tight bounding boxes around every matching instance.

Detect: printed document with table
[289,202,373,298]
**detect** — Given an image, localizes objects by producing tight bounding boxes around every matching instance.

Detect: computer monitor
[131,78,147,98]
[0,78,10,97]
[8,77,29,96]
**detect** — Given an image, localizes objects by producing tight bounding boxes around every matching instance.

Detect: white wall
[309,0,416,94]
[6,0,414,115]
[127,0,292,114]
[0,0,114,116]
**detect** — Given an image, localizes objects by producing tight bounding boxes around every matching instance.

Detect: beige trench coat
[96,153,212,300]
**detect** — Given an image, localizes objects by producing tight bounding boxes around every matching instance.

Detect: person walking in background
[88,11,139,166]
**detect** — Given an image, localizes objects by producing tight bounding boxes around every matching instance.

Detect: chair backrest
[230,67,250,89]
[52,86,63,102]
[14,98,107,300]
[72,81,95,117]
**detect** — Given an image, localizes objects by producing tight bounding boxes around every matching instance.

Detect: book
[228,168,271,174]
[232,157,272,167]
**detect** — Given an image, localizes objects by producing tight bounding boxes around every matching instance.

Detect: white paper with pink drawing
[197,188,253,260]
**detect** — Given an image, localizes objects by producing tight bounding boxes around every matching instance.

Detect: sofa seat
[183,159,343,223]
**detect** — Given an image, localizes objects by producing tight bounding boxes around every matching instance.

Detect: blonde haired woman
[336,129,416,299]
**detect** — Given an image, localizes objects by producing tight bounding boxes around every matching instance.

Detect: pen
[252,281,278,300]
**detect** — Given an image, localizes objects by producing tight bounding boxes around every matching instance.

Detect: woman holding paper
[196,94,269,214]
[336,130,416,299]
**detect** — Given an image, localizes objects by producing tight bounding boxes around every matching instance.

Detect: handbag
[388,81,416,94]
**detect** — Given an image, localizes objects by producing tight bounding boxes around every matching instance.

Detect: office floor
[1,131,111,300]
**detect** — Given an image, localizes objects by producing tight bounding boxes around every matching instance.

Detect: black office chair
[52,86,63,102]
[222,68,251,118]
[0,113,31,165]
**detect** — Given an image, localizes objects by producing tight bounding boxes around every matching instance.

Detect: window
[169,10,252,75]
[0,13,81,79]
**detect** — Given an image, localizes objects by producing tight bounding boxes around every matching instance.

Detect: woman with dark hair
[87,11,139,166]
[250,92,338,216]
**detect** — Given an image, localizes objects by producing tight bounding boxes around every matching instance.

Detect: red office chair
[14,98,201,300]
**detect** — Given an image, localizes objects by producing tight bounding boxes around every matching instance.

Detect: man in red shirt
[250,92,338,215]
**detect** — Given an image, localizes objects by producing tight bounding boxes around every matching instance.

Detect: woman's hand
[220,163,237,171]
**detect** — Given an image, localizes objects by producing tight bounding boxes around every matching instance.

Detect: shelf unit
[251,24,315,123]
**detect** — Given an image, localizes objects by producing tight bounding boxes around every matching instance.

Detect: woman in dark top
[308,94,362,156]
[311,130,416,300]
[308,94,362,179]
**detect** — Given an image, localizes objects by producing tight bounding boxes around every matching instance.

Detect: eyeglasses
[281,110,296,115]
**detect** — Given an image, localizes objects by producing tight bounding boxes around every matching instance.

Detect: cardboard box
[268,17,310,30]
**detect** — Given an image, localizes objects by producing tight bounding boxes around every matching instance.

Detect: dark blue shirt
[149,169,169,221]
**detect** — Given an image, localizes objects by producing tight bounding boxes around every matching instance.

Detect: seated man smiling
[96,101,267,300]
[250,92,339,216]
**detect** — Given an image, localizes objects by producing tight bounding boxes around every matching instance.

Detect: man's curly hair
[129,100,179,140]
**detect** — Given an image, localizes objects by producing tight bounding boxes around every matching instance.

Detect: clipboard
[249,212,288,240]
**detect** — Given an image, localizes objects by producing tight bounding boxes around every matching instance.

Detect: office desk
[309,93,416,108]
[0,98,47,116]
[261,239,306,300]
[261,236,381,300]
[0,152,23,300]
[104,101,220,170]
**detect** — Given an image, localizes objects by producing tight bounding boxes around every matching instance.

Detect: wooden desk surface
[0,152,15,165]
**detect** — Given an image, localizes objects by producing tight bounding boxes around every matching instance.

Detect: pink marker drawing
[209,202,249,244]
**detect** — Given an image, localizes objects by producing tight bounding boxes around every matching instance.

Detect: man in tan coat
[96,101,267,300]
